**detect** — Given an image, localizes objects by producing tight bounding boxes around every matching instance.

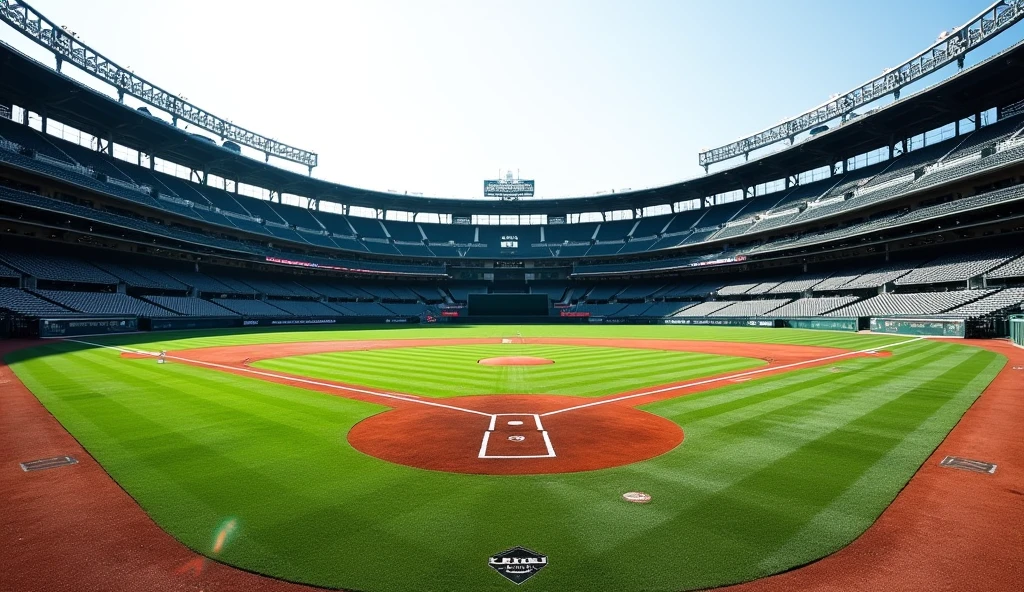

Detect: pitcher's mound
[478,356,554,366]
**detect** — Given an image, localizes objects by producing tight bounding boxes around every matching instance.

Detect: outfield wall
[34,316,418,337]
[869,317,966,337]
[144,316,418,332]
[655,317,860,331]
[32,314,1001,340]
[776,317,862,331]
[39,317,139,338]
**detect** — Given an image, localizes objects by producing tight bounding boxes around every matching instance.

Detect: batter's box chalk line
[478,414,556,459]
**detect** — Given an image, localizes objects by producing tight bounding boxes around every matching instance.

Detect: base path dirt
[0,337,1020,591]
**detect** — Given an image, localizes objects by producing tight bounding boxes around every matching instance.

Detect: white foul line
[539,337,926,417]
[65,339,494,418]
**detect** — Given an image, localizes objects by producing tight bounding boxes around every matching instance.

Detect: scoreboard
[468,294,548,316]
[484,179,535,199]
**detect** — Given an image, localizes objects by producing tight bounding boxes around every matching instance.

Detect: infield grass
[5,326,1005,591]
[253,344,765,397]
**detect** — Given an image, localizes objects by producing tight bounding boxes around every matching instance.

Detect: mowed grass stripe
[654,350,992,588]
[10,345,414,576]
[262,356,753,398]
[755,348,1006,573]
[538,342,953,554]
[564,342,999,589]
[255,345,764,398]
[6,328,1004,592]
[636,340,955,482]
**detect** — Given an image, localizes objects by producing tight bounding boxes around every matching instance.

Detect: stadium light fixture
[698,0,1024,169]
[0,0,319,170]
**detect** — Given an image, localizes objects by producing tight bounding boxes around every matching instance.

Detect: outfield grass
[5,326,1005,591]
[253,344,765,397]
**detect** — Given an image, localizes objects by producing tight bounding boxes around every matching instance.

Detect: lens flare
[212,518,238,555]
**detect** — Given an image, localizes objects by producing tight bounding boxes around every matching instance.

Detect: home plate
[622,491,652,504]
[508,420,524,426]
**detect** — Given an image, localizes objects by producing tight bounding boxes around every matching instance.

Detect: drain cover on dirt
[939,456,996,474]
[20,456,78,472]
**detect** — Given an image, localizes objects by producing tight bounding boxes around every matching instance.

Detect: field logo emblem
[488,546,547,584]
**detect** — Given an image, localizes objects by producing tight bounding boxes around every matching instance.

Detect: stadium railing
[1011,315,1024,347]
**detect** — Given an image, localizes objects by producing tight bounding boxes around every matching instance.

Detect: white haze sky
[2,0,1020,199]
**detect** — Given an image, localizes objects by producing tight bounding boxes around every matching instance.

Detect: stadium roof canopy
[2,40,1024,215]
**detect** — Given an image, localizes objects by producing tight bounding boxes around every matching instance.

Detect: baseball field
[2,324,1015,591]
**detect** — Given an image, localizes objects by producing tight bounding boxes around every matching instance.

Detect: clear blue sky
[2,0,1020,199]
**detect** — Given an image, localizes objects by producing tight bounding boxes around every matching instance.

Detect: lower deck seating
[610,302,653,316]
[2,252,119,284]
[266,300,342,317]
[334,301,395,316]
[672,301,734,316]
[383,302,435,316]
[765,297,859,317]
[709,299,790,317]
[0,287,75,316]
[941,288,1024,318]
[211,299,290,317]
[144,296,237,317]
[34,290,173,316]
[573,302,626,316]
[828,290,991,317]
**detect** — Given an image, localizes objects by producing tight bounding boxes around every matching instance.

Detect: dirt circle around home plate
[347,394,684,475]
